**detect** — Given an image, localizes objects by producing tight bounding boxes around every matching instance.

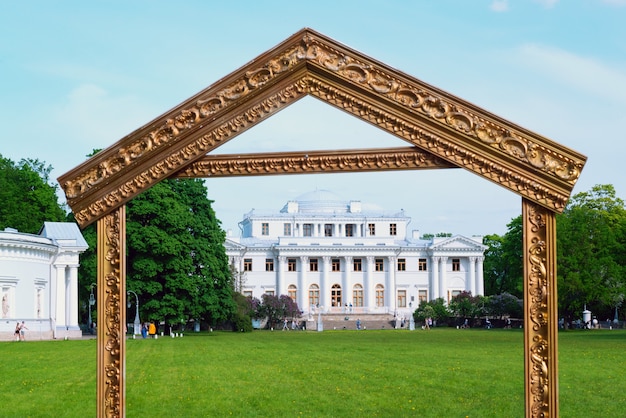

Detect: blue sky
[2,0,625,237]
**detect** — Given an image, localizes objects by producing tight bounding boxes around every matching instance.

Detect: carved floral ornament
[59,28,586,228]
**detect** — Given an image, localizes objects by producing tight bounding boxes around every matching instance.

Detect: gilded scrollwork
[523,200,558,418]
[98,208,125,418]
[59,29,585,216]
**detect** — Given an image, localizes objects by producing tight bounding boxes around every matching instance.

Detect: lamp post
[127,290,141,336]
[88,283,96,334]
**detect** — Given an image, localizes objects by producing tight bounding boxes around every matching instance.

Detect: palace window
[303,223,313,237]
[332,258,341,272]
[309,284,320,307]
[375,258,384,272]
[243,258,252,272]
[397,290,407,308]
[353,258,362,272]
[375,284,384,307]
[288,285,297,302]
[353,284,363,307]
[265,258,274,272]
[368,223,376,236]
[418,289,428,303]
[331,284,342,307]
[310,258,318,272]
[261,222,269,236]
[243,290,253,298]
[345,224,354,237]
[283,223,292,236]
[389,223,397,236]
[397,258,406,271]
[418,258,427,271]
[324,224,333,237]
[452,258,461,272]
[288,258,297,272]
[265,290,275,296]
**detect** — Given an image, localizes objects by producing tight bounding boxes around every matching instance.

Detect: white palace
[225,190,486,318]
[0,222,88,341]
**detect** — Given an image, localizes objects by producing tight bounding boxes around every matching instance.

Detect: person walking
[19,321,28,341]
[14,322,21,341]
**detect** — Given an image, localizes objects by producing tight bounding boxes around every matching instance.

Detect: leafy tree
[486,292,523,319]
[258,294,301,329]
[557,184,626,323]
[413,297,449,325]
[448,291,484,320]
[0,154,65,233]
[482,216,523,297]
[125,178,235,329]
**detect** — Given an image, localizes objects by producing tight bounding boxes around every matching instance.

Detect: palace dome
[282,189,351,214]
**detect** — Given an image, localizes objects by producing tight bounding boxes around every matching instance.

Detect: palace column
[431,256,440,300]
[298,256,308,312]
[386,256,397,313]
[468,257,477,295]
[365,256,374,311]
[321,256,330,310]
[476,257,484,296]
[439,257,448,303]
[277,256,286,297]
[343,256,352,309]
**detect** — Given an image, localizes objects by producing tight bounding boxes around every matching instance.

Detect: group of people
[140,322,157,338]
[14,321,28,341]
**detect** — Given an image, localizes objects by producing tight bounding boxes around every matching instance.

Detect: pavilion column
[97,206,126,418]
[68,264,79,329]
[55,264,67,331]
[522,198,558,418]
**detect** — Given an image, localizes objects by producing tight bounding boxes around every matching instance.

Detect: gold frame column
[522,198,559,418]
[97,206,126,418]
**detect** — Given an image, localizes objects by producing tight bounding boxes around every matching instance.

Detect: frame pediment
[58,27,586,228]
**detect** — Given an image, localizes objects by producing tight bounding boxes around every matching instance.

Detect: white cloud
[490,0,509,12]
[516,43,626,105]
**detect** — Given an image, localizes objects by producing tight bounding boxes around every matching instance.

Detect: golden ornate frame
[59,28,585,417]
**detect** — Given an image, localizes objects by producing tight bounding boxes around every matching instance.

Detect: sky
[2,0,625,238]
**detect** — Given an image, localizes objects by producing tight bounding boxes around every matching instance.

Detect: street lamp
[127,290,141,336]
[88,283,96,334]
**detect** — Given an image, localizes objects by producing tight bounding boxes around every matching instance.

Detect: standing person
[356,318,361,330]
[19,321,28,341]
[141,323,148,339]
[14,322,21,341]
[148,322,156,338]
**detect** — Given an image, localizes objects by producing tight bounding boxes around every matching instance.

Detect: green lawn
[1,329,624,417]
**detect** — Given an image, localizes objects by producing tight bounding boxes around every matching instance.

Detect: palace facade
[225,190,486,317]
[0,222,88,341]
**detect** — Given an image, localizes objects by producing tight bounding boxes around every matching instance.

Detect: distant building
[225,190,486,317]
[0,222,88,341]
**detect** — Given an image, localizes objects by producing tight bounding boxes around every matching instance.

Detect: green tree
[557,184,626,323]
[448,291,484,320]
[413,297,449,326]
[0,154,65,233]
[482,216,523,297]
[125,178,235,329]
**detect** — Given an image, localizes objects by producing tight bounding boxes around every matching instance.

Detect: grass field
[1,328,624,417]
